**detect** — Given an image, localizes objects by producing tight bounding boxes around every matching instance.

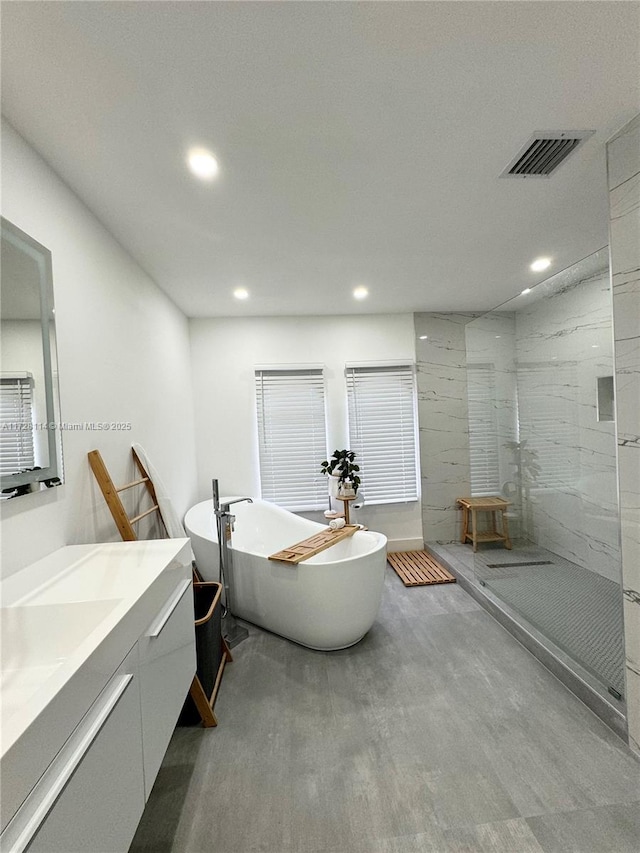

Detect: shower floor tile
[439,541,626,697]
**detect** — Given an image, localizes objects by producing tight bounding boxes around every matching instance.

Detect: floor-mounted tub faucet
[211,479,249,647]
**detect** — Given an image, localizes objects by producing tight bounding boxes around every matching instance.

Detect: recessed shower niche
[597,375,615,422]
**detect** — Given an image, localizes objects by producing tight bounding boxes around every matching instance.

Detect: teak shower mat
[387,550,456,587]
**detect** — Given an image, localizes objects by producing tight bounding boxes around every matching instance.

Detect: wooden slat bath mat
[269,525,359,565]
[387,550,456,587]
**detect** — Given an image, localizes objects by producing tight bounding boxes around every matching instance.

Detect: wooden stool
[457,497,512,552]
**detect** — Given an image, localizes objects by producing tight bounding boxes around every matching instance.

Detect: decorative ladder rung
[116,477,150,492]
[129,505,160,524]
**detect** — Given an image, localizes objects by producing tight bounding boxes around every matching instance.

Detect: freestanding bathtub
[184,498,387,650]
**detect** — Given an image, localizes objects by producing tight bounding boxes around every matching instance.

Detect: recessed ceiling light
[419,335,428,340]
[495,335,501,339]
[233,287,249,300]
[187,147,219,180]
[530,257,551,272]
[591,344,599,348]
[521,288,532,295]
[353,286,368,300]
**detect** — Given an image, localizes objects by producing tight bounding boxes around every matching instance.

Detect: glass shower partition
[464,249,625,700]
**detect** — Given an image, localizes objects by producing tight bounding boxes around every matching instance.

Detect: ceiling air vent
[500,130,595,178]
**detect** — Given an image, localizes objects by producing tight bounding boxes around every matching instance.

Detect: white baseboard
[386,537,424,553]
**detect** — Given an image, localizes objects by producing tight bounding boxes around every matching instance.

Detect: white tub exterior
[184,499,387,650]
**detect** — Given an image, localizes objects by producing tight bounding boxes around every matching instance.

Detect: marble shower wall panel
[607,114,640,754]
[465,312,518,506]
[514,271,620,581]
[415,313,478,542]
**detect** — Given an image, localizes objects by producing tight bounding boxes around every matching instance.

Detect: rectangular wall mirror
[1,217,64,498]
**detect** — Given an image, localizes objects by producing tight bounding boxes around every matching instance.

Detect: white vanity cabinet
[4,647,146,853]
[138,577,196,797]
[1,540,196,853]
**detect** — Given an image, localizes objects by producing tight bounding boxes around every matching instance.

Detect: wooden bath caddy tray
[269,525,360,564]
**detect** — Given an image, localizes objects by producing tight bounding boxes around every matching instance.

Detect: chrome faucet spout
[220,497,253,514]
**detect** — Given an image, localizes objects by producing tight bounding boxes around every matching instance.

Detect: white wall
[189,314,423,550]
[1,120,198,578]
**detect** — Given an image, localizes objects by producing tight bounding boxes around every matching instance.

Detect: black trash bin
[178,580,229,726]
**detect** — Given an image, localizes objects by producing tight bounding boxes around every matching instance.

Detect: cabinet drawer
[138,579,196,797]
[1,647,145,853]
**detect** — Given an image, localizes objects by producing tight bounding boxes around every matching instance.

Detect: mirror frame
[1,217,63,494]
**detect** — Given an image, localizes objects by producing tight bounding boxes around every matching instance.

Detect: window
[346,364,418,504]
[255,368,328,510]
[0,373,35,476]
[466,363,500,496]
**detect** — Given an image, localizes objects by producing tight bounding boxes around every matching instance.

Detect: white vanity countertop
[0,539,192,829]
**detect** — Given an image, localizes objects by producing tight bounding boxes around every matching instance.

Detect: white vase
[328,474,340,499]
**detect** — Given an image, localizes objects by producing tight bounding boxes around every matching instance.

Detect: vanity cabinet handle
[146,579,191,638]
[2,674,134,853]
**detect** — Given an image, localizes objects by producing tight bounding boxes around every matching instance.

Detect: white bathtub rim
[185,497,387,565]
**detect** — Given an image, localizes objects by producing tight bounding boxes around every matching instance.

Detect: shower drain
[484,560,554,569]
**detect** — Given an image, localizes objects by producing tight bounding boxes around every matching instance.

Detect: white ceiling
[2,2,639,318]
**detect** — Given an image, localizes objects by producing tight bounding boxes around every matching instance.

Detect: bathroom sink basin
[12,545,155,606]
[1,599,121,717]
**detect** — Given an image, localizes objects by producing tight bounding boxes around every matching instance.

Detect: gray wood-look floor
[130,570,640,853]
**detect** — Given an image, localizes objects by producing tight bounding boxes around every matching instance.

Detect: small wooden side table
[335,495,355,526]
[457,496,512,552]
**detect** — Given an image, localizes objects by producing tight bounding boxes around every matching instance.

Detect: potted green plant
[320,450,361,497]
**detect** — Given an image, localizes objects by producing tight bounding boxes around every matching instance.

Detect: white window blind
[346,364,418,505]
[255,368,328,511]
[517,363,578,489]
[0,374,35,476]
[467,363,501,496]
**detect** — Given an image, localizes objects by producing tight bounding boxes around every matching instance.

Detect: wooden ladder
[88,448,167,541]
[88,447,230,727]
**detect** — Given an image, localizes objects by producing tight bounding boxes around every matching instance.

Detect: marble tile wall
[415,313,478,542]
[607,114,640,755]
[464,267,620,582]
